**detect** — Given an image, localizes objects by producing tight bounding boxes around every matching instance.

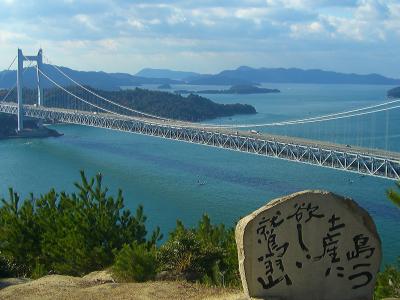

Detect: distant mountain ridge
[1,65,399,91]
[175,84,280,95]
[138,66,400,85]
[135,68,200,81]
[0,65,180,91]
[215,66,400,85]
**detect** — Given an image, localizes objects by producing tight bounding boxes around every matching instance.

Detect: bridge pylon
[16,48,44,131]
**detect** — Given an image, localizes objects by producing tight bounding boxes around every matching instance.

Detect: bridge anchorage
[0,48,399,180]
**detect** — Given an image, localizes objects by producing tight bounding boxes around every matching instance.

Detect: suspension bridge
[0,49,399,180]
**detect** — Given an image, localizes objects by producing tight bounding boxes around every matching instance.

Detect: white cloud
[127,18,145,30]
[0,0,399,77]
[74,14,99,31]
[0,0,16,5]
[354,0,389,20]
[0,30,26,43]
[290,21,325,38]
[166,9,186,25]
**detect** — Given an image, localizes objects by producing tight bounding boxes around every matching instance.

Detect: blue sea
[0,83,399,266]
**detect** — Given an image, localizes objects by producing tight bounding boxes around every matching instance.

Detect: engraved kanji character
[257,258,292,290]
[348,263,373,289]
[347,234,375,260]
[287,202,325,223]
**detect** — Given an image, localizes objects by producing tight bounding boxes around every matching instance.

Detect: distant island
[0,65,180,91]
[137,66,400,86]
[2,65,399,92]
[0,113,62,140]
[0,87,256,122]
[175,84,280,95]
[158,83,171,89]
[387,87,400,98]
[136,68,199,81]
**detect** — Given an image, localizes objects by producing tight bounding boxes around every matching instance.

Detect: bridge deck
[1,102,399,180]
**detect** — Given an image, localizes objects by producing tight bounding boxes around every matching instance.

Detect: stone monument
[235,190,382,300]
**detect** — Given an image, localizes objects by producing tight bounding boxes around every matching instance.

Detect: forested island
[157,83,171,89]
[0,113,62,139]
[0,87,256,122]
[388,87,400,98]
[175,84,280,95]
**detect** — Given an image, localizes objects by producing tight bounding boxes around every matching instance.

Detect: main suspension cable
[1,59,33,102]
[44,56,172,121]
[40,54,400,129]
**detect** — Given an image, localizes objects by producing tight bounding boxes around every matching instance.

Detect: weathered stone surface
[235,190,382,300]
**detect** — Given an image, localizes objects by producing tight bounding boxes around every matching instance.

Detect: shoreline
[0,127,63,140]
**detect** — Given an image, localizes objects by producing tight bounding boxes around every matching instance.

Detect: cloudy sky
[0,0,399,77]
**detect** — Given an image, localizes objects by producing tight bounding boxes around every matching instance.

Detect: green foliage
[112,242,158,282]
[0,172,240,286]
[374,262,400,299]
[0,190,40,277]
[31,260,47,280]
[387,181,400,208]
[377,183,400,298]
[3,170,400,297]
[158,229,217,278]
[0,171,155,277]
[158,215,240,287]
[0,86,256,122]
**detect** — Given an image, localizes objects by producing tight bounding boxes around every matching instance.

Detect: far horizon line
[135,66,400,80]
[2,63,400,81]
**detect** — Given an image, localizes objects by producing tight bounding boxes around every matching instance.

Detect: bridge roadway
[1,102,399,180]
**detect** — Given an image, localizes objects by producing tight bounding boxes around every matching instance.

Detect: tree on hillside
[374,181,400,299]
[0,171,161,278]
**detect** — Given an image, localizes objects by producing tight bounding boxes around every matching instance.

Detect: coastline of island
[388,86,400,98]
[0,87,257,123]
[0,114,63,140]
[174,84,280,95]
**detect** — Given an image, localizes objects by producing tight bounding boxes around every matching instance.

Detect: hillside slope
[0,272,244,300]
[210,66,400,85]
[0,87,256,122]
[0,66,180,91]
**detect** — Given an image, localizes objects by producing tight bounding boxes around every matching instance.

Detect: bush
[157,215,240,287]
[112,242,158,282]
[158,229,221,279]
[374,181,400,298]
[374,262,400,299]
[0,171,157,278]
[0,172,240,286]
[387,181,400,208]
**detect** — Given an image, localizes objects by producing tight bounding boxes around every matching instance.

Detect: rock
[82,270,115,284]
[155,271,172,281]
[235,190,382,300]
[155,270,201,282]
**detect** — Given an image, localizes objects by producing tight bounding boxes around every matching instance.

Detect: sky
[0,0,399,77]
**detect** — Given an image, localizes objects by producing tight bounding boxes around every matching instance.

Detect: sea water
[0,83,399,265]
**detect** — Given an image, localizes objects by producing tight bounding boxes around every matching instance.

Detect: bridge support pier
[36,49,44,106]
[17,49,24,131]
[16,48,45,131]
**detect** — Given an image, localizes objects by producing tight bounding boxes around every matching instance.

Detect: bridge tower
[17,48,44,131]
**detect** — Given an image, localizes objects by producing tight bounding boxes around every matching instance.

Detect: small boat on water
[197,177,207,186]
